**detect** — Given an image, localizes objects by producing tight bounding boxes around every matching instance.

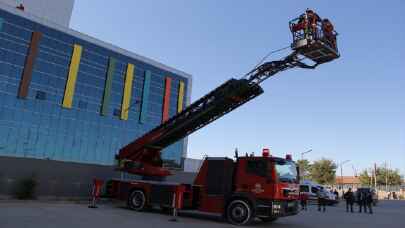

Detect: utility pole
[374,163,377,189]
[301,149,313,160]
[299,149,312,182]
[338,160,350,191]
[385,162,388,192]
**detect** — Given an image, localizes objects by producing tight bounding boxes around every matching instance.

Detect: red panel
[18,31,42,98]
[162,77,172,122]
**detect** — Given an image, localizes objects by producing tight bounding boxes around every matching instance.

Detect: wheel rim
[130,191,145,210]
[228,200,251,225]
[231,205,247,220]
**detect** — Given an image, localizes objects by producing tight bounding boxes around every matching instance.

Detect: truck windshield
[275,161,298,183]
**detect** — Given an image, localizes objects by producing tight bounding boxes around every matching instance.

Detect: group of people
[343,188,373,214]
[298,187,374,214]
[298,189,329,212]
[291,9,337,49]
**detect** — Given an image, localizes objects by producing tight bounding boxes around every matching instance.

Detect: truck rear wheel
[226,199,253,225]
[127,190,146,211]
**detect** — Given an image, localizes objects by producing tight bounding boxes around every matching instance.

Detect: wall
[0,155,197,198]
[0,5,191,168]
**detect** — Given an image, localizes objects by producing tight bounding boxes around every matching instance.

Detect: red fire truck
[103,11,339,225]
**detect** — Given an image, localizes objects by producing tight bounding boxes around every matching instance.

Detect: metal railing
[289,17,339,52]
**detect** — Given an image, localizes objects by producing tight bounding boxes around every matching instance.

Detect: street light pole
[299,149,312,181]
[338,160,350,191]
[301,149,313,160]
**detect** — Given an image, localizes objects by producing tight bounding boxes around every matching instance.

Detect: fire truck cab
[194,154,300,224]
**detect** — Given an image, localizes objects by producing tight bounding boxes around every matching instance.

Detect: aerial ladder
[101,10,340,225]
[115,10,340,179]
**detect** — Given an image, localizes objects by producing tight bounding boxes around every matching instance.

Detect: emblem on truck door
[252,183,264,194]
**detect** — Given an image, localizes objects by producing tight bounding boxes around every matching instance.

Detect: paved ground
[1,200,404,228]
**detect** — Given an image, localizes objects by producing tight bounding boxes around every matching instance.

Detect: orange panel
[162,77,172,122]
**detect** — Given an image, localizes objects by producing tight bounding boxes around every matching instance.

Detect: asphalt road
[0,200,404,228]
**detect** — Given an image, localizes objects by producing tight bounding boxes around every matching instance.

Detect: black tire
[226,199,253,225]
[127,190,146,211]
[260,217,278,223]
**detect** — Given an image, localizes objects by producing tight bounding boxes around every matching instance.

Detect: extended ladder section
[116,51,326,177]
[117,12,340,178]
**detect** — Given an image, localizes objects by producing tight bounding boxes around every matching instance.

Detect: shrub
[13,175,37,200]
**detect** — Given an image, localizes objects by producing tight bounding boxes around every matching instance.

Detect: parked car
[355,187,378,206]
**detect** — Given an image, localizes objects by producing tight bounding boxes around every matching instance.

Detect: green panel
[101,57,115,116]
[0,18,3,31]
[139,70,151,123]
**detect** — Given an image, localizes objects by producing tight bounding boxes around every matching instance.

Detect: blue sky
[71,1,405,176]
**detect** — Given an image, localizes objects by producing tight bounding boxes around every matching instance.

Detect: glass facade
[0,8,189,167]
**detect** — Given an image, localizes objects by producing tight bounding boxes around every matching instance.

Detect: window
[246,159,267,177]
[35,91,46,100]
[311,187,319,194]
[275,160,298,183]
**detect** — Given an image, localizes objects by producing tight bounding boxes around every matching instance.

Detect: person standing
[358,190,367,213]
[365,190,373,214]
[334,189,339,200]
[321,18,337,49]
[306,9,322,39]
[344,188,355,213]
[299,192,309,211]
[317,189,327,212]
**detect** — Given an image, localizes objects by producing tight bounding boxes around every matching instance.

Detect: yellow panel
[121,63,134,120]
[177,81,185,113]
[62,44,82,108]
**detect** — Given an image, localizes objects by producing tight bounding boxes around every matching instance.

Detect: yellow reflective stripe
[177,81,185,113]
[62,44,82,108]
[121,63,134,120]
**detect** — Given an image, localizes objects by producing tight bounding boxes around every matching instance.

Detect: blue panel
[139,70,151,123]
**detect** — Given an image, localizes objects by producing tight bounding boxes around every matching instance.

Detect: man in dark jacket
[344,188,355,213]
[299,192,309,211]
[317,190,327,212]
[365,190,373,214]
[358,190,367,213]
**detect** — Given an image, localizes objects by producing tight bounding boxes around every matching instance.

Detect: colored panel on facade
[101,57,115,116]
[177,81,185,113]
[162,77,172,122]
[18,31,42,99]
[139,70,151,123]
[121,63,134,120]
[0,17,3,31]
[62,44,82,108]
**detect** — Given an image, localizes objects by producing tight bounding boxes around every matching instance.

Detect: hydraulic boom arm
[116,51,318,177]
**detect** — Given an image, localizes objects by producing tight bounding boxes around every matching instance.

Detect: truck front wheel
[226,199,253,225]
[127,190,146,211]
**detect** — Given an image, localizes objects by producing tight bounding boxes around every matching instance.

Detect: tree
[359,170,372,186]
[297,159,311,180]
[359,166,402,186]
[310,159,337,185]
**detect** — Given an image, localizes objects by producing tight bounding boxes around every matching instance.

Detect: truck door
[235,158,275,199]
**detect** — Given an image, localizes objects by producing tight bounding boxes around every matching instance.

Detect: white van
[299,180,338,205]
